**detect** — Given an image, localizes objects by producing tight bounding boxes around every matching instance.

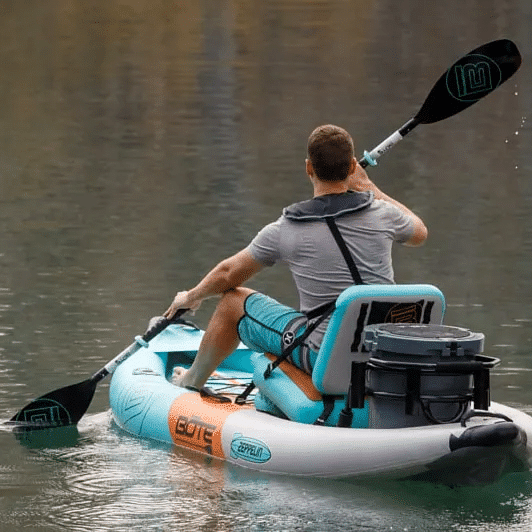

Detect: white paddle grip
[364,130,404,163]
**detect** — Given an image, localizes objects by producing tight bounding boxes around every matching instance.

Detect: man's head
[307,125,355,182]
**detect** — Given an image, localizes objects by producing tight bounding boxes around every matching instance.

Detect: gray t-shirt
[246,197,416,351]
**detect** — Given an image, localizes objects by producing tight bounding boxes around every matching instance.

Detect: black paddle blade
[416,39,521,124]
[9,378,97,429]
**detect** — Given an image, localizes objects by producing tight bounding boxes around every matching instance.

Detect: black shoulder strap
[325,216,365,285]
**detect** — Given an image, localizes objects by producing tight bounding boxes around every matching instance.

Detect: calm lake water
[1,1,532,530]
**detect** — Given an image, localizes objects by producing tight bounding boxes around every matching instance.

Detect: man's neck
[312,180,349,197]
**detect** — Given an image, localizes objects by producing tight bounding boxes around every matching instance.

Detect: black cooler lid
[363,324,485,358]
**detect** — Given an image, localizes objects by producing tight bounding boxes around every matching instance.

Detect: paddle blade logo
[13,398,72,427]
[446,54,502,102]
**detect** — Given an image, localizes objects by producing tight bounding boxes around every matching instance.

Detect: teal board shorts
[237,292,319,374]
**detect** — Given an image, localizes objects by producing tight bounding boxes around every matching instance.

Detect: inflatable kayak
[109,284,532,485]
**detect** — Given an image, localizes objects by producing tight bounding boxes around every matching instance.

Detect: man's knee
[216,287,255,320]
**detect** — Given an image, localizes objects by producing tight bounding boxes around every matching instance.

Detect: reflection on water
[12,424,81,450]
[1,0,532,530]
[2,411,532,532]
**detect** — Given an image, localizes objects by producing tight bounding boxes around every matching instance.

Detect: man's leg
[179,287,254,389]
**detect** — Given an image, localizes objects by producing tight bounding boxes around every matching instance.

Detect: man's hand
[347,159,374,192]
[163,249,264,320]
[164,291,202,319]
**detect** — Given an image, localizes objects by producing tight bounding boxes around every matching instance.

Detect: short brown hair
[307,125,354,181]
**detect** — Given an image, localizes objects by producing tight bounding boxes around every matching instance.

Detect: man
[164,124,427,389]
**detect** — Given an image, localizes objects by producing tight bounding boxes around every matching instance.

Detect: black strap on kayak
[185,385,232,403]
[235,382,256,405]
[234,301,336,405]
[313,394,336,426]
[324,216,365,286]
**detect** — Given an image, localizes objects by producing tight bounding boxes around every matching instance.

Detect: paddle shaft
[90,339,148,383]
[359,118,419,169]
[91,313,184,383]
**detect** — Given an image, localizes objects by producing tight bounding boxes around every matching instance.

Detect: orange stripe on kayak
[265,353,322,401]
[168,392,245,458]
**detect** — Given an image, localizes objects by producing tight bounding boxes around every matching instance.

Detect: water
[1,0,532,530]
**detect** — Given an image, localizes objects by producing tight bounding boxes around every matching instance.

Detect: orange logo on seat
[387,303,422,323]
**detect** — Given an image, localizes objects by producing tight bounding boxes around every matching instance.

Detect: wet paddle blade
[9,378,97,429]
[416,39,522,124]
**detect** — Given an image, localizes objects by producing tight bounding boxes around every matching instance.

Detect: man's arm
[164,249,264,318]
[347,160,428,247]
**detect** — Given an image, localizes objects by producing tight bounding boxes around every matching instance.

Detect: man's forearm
[188,260,237,301]
[188,249,264,302]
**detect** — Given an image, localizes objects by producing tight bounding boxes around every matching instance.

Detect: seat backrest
[312,284,445,395]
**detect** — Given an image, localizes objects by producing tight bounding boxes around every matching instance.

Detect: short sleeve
[246,217,283,266]
[376,199,416,244]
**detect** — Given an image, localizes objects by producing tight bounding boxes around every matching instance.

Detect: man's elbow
[219,251,264,288]
[404,222,428,247]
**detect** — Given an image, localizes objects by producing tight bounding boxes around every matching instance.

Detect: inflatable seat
[252,352,370,426]
[252,284,446,425]
[312,284,445,394]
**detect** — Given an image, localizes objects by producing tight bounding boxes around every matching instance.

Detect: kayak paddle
[360,39,521,168]
[9,311,187,429]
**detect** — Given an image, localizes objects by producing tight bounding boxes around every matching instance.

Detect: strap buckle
[264,363,274,379]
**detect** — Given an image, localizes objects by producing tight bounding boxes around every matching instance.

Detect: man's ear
[306,158,314,177]
[349,157,357,175]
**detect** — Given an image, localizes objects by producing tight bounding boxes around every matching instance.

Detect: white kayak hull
[109,324,532,484]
